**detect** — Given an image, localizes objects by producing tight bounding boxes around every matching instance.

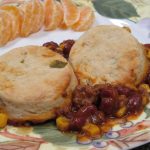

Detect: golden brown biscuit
[69,25,149,86]
[0,46,77,123]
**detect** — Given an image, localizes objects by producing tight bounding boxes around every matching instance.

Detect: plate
[0,13,150,150]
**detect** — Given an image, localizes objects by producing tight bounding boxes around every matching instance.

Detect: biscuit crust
[0,46,77,123]
[69,25,149,86]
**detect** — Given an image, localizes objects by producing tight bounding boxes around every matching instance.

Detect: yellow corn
[140,84,150,93]
[142,96,149,106]
[82,123,101,138]
[77,134,91,144]
[147,51,150,59]
[101,124,112,133]
[116,106,127,118]
[0,113,8,128]
[56,116,70,131]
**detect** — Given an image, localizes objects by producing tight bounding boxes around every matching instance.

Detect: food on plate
[43,39,75,59]
[69,25,149,86]
[19,0,33,37]
[56,84,149,135]
[42,33,149,141]
[60,0,80,27]
[0,5,22,39]
[0,46,77,124]
[0,25,149,142]
[72,6,95,31]
[31,0,44,33]
[0,10,12,46]
[0,113,8,128]
[44,0,63,30]
[0,0,95,46]
[19,0,44,37]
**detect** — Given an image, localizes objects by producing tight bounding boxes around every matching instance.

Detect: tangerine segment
[31,0,39,33]
[37,0,44,31]
[19,1,34,37]
[30,0,44,33]
[72,6,95,31]
[59,21,68,30]
[0,5,22,39]
[44,0,63,31]
[58,2,67,30]
[0,10,12,46]
[60,0,80,27]
[56,2,64,26]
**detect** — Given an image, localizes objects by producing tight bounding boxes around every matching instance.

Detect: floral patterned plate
[0,13,150,150]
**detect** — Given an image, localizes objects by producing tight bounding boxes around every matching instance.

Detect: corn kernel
[116,106,127,118]
[140,84,150,93]
[101,124,112,133]
[0,113,8,128]
[77,134,91,144]
[142,96,149,106]
[147,51,150,59]
[82,123,101,138]
[56,116,70,131]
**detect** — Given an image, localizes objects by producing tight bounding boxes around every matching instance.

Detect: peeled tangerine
[31,0,44,33]
[0,113,8,128]
[0,10,12,46]
[19,0,34,37]
[44,0,63,30]
[72,6,95,31]
[60,0,80,27]
[0,5,22,39]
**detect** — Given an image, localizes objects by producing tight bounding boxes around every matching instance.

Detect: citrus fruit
[72,6,95,31]
[0,10,12,46]
[0,5,22,39]
[37,0,44,31]
[19,0,34,37]
[31,0,44,33]
[60,0,80,27]
[44,0,63,30]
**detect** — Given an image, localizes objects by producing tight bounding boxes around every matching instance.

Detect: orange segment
[32,0,44,33]
[0,5,22,39]
[0,10,12,46]
[58,1,67,30]
[60,0,80,27]
[72,6,95,31]
[19,0,34,37]
[44,0,63,31]
[37,0,44,31]
[60,21,68,30]
[31,0,39,33]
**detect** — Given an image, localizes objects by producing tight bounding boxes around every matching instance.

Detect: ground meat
[43,40,75,59]
[59,40,75,59]
[43,41,59,51]
[115,85,132,96]
[70,105,98,131]
[58,83,145,132]
[89,111,105,125]
[100,97,118,116]
[72,85,97,109]
[144,68,150,85]
[127,92,142,113]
